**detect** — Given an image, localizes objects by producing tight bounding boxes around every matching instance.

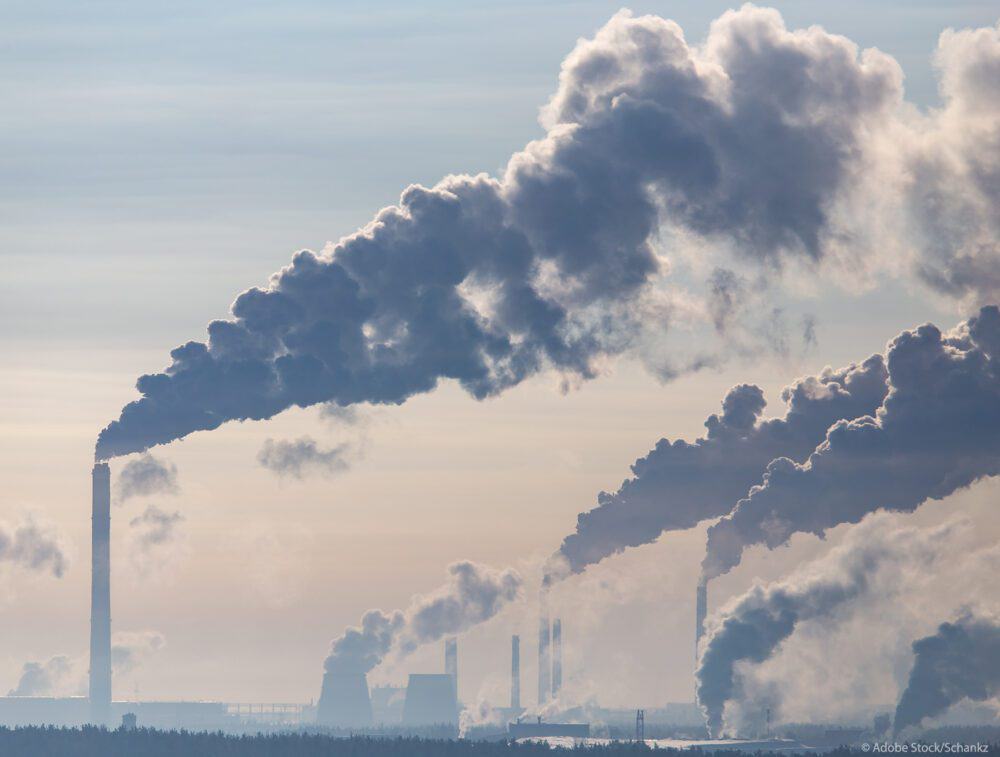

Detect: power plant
[0,464,697,739]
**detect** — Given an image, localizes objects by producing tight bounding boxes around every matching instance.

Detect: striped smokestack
[89,462,112,726]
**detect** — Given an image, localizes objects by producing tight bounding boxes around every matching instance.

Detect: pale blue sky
[1,1,996,706]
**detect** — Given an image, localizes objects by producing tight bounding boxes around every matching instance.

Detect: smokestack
[444,637,457,700]
[511,634,521,710]
[89,463,112,726]
[696,580,707,664]
[552,618,562,697]
[538,591,550,705]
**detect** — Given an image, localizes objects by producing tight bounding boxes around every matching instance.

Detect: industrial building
[401,674,458,726]
[316,671,373,727]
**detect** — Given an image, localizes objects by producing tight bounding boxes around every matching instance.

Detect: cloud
[893,611,1000,736]
[7,655,74,697]
[696,514,955,737]
[111,630,166,676]
[703,306,1000,581]
[0,517,67,578]
[321,561,522,678]
[95,5,986,461]
[115,453,179,503]
[129,505,184,551]
[8,630,166,697]
[549,352,886,579]
[256,437,352,479]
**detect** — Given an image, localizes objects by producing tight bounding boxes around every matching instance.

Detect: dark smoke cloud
[549,353,887,578]
[257,437,351,479]
[128,505,184,551]
[7,655,73,696]
[703,306,1000,581]
[0,519,67,578]
[94,7,907,460]
[322,561,522,677]
[115,453,179,503]
[893,612,1000,735]
[696,515,950,737]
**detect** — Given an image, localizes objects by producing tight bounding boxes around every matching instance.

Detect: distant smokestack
[444,637,457,701]
[89,463,112,726]
[511,634,521,710]
[552,618,562,697]
[696,580,707,663]
[538,591,551,705]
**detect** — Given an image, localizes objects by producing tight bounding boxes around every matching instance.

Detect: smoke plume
[0,518,66,578]
[696,514,953,737]
[549,354,887,579]
[8,630,165,697]
[703,306,1000,581]
[112,630,167,676]
[93,7,1000,460]
[893,612,1000,735]
[322,561,522,677]
[129,505,184,551]
[257,437,352,479]
[7,655,73,697]
[115,453,179,503]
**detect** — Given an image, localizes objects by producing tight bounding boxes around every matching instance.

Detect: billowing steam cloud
[8,630,165,697]
[322,561,522,677]
[257,437,352,479]
[696,515,953,737]
[0,518,66,578]
[703,306,1000,581]
[115,453,179,503]
[7,655,73,697]
[549,354,887,578]
[112,630,167,676]
[93,8,1000,460]
[893,612,1000,735]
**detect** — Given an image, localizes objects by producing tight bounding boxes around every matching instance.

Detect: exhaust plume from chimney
[444,637,458,701]
[552,618,562,697]
[538,590,550,706]
[696,580,708,663]
[89,463,112,726]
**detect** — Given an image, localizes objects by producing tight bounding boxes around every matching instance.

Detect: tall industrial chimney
[510,634,521,710]
[537,590,550,706]
[695,580,708,664]
[551,618,562,697]
[89,462,112,726]
[444,637,458,701]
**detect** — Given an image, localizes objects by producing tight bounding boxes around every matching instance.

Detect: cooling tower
[89,463,112,727]
[696,580,708,662]
[511,634,521,710]
[401,674,458,725]
[444,637,457,700]
[552,618,562,697]
[316,671,373,728]
[537,592,551,705]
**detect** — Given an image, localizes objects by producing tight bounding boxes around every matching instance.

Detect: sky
[2,0,999,710]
